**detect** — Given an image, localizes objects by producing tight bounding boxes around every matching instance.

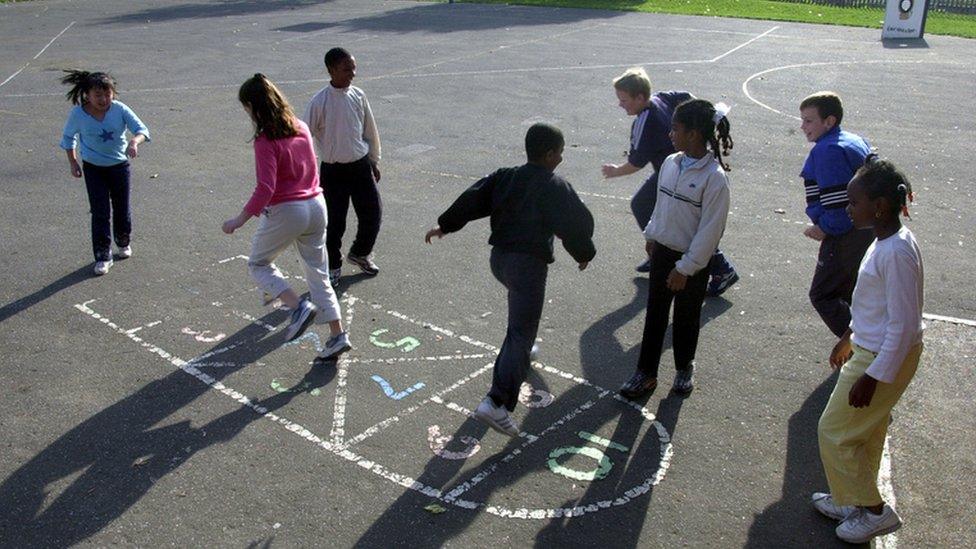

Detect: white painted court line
[330,294,358,445]
[344,353,492,365]
[0,21,74,90]
[709,26,779,62]
[922,313,976,327]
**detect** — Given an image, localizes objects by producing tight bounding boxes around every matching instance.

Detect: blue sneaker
[318,331,352,360]
[284,299,317,341]
[706,270,739,297]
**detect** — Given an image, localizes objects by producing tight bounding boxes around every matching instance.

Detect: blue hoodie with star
[60,100,150,166]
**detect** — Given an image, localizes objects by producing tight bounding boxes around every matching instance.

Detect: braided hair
[853,154,914,219]
[673,99,734,171]
[61,69,116,105]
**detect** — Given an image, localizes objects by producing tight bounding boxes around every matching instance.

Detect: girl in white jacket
[619,99,733,399]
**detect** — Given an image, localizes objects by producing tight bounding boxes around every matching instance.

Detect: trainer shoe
[619,371,657,400]
[635,258,652,273]
[836,505,902,544]
[329,268,341,287]
[474,396,519,437]
[672,363,695,394]
[284,299,317,342]
[706,270,739,297]
[93,259,113,276]
[347,253,379,276]
[116,245,132,259]
[812,492,856,521]
[318,331,352,360]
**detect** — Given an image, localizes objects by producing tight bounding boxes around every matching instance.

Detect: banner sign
[882,0,929,39]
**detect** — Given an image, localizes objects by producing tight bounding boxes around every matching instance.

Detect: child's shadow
[0,265,92,324]
[0,306,335,547]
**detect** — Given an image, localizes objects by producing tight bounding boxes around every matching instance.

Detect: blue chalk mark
[283,331,322,351]
[371,375,425,400]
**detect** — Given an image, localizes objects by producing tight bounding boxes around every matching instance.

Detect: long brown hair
[238,73,299,140]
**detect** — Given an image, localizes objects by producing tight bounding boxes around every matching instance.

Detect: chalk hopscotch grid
[74,291,673,519]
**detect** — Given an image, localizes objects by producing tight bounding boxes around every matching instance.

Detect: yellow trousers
[817,342,923,506]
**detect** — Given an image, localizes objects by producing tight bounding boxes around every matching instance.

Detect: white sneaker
[116,245,132,259]
[811,492,856,520]
[93,259,113,276]
[836,505,902,544]
[318,331,352,360]
[284,299,317,341]
[474,396,519,437]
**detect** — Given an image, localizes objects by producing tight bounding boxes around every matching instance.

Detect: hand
[848,374,878,408]
[222,217,243,234]
[69,161,82,178]
[803,225,827,241]
[126,141,139,158]
[601,164,618,178]
[578,261,589,271]
[829,335,853,369]
[424,226,445,243]
[371,162,381,183]
[665,268,687,292]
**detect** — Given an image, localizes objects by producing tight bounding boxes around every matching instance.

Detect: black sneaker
[672,363,695,394]
[706,270,739,297]
[347,253,379,276]
[635,258,652,273]
[619,371,657,400]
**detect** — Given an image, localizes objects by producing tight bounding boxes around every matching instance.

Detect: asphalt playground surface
[1,1,974,547]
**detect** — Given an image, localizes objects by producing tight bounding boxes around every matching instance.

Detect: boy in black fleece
[425,123,596,437]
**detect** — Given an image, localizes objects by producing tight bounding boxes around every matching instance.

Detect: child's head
[238,73,299,140]
[612,67,651,116]
[847,155,913,229]
[61,69,116,108]
[525,123,565,170]
[324,47,356,88]
[671,99,734,171]
[800,92,843,142]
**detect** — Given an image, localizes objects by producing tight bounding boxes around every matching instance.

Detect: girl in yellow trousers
[812,156,923,544]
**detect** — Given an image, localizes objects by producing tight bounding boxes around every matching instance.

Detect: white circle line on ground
[73,294,674,519]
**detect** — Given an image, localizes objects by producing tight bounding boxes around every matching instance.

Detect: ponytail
[61,69,116,105]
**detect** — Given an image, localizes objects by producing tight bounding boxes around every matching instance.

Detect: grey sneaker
[116,245,132,259]
[329,268,341,287]
[347,253,379,276]
[836,505,902,544]
[93,259,113,276]
[474,396,519,437]
[284,299,317,341]
[812,492,856,521]
[672,363,695,394]
[318,331,352,360]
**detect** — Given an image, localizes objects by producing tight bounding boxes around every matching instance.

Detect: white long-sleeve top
[303,83,381,164]
[851,226,925,383]
[643,151,730,276]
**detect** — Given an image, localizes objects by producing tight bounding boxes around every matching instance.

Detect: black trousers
[487,248,548,412]
[809,228,874,337]
[320,156,381,269]
[82,161,131,262]
[636,244,709,377]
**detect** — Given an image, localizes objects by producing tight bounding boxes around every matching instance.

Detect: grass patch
[454,0,976,39]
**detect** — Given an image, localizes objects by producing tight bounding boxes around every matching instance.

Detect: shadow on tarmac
[353,276,731,547]
[744,369,865,548]
[100,0,338,25]
[273,1,629,35]
[0,304,335,546]
[0,265,92,324]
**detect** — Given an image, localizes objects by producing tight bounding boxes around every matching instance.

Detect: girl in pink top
[222,74,350,360]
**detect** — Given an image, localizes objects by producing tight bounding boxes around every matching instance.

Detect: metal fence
[778,0,976,14]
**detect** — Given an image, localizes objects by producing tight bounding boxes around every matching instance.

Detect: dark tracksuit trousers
[487,248,548,412]
[82,161,131,262]
[320,156,382,269]
[810,227,874,337]
[635,244,710,377]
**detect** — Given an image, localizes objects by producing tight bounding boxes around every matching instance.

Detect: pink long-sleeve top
[243,119,321,217]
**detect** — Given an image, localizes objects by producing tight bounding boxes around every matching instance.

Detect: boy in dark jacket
[425,123,596,437]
